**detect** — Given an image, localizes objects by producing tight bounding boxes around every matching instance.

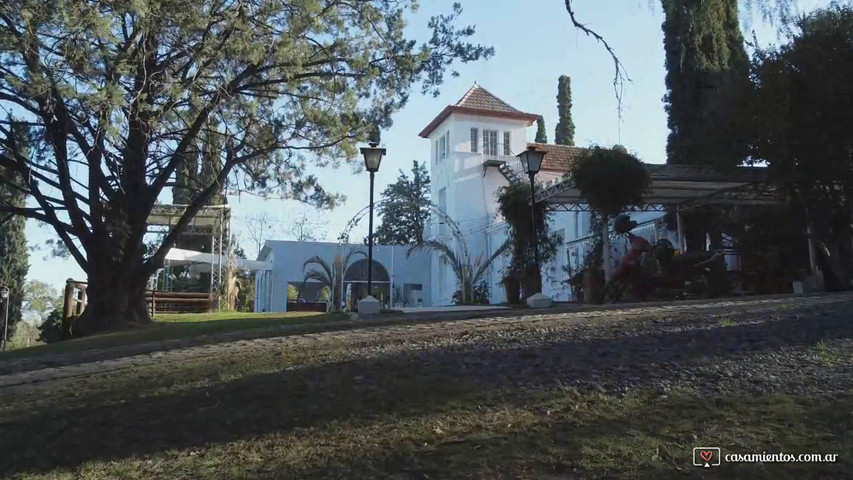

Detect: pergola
[531,164,799,282]
[146,205,232,300]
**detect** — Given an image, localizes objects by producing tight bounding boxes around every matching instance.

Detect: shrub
[453,281,490,305]
[38,309,66,344]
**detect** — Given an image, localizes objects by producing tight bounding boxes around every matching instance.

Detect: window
[470,128,479,152]
[482,130,498,156]
[503,132,511,156]
[434,140,439,163]
[444,131,451,157]
[439,136,446,159]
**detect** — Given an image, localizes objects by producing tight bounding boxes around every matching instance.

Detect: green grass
[1,328,850,480]
[0,310,340,360]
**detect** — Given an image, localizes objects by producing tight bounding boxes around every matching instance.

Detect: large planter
[503,276,521,305]
[583,268,605,304]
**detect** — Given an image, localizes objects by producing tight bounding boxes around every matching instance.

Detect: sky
[23,0,831,293]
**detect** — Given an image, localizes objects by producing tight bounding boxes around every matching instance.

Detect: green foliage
[408,232,510,305]
[452,281,489,305]
[37,309,66,344]
[747,4,853,287]
[22,280,62,324]
[375,161,431,246]
[535,116,548,144]
[662,0,750,168]
[0,121,29,327]
[569,147,650,218]
[555,75,575,146]
[7,321,43,350]
[302,249,367,311]
[495,182,562,301]
[0,0,493,333]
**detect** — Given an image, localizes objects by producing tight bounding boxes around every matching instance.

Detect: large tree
[554,75,575,146]
[374,160,431,246]
[748,4,853,289]
[0,0,493,336]
[662,0,750,168]
[0,121,30,329]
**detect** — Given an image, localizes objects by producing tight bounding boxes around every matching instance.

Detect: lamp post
[359,141,386,316]
[517,146,552,308]
[1,287,9,352]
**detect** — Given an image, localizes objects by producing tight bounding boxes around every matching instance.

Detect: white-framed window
[503,131,511,156]
[439,136,446,160]
[470,128,479,152]
[444,131,450,157]
[434,140,439,163]
[482,130,498,156]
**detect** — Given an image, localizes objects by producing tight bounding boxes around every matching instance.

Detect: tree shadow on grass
[1,306,851,476]
[271,393,852,480]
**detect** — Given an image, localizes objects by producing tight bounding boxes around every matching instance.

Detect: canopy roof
[165,247,272,271]
[534,164,780,212]
[148,204,230,229]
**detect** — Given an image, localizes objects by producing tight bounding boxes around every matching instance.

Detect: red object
[616,234,652,278]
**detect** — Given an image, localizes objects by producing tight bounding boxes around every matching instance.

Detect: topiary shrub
[569,146,650,218]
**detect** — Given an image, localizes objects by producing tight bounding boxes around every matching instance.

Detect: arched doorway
[343,259,391,310]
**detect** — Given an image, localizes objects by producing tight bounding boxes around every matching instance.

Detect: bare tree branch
[564,0,631,114]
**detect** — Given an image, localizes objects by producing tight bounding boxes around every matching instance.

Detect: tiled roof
[528,143,588,172]
[419,83,539,138]
[454,84,520,113]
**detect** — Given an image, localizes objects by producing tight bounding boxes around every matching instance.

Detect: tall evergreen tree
[662,0,749,167]
[0,121,30,328]
[555,75,576,146]
[535,116,548,143]
[375,161,431,246]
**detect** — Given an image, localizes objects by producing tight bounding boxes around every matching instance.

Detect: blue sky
[24,0,830,293]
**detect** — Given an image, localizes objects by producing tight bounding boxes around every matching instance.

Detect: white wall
[425,113,533,306]
[255,241,432,312]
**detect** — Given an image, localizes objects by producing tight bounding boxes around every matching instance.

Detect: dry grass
[1,328,850,480]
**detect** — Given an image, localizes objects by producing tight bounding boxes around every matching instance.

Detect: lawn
[1,296,851,479]
[0,310,341,361]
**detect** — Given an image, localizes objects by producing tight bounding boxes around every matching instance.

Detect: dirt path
[2,293,849,389]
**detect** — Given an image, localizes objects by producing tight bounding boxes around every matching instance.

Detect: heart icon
[700,451,713,462]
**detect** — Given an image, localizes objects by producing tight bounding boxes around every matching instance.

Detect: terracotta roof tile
[528,143,587,172]
[455,84,520,113]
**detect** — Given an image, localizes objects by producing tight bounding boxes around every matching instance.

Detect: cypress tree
[555,75,576,146]
[535,116,548,143]
[0,121,30,328]
[662,0,749,167]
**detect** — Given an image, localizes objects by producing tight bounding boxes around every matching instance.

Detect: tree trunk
[70,257,152,337]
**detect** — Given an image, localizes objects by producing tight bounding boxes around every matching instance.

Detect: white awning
[164,247,273,271]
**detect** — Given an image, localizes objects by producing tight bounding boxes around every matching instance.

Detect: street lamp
[518,146,546,281]
[1,287,9,352]
[359,141,386,316]
[517,146,552,308]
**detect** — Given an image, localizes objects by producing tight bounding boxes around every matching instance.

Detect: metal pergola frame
[146,205,231,305]
[532,164,787,283]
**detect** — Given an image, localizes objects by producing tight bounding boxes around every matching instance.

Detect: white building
[254,84,680,312]
[419,84,669,306]
[254,241,432,313]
